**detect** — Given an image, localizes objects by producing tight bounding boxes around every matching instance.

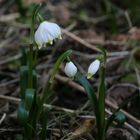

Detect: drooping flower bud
[64,61,77,78]
[34,21,61,48]
[87,59,100,79]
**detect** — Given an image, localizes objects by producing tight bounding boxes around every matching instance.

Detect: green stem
[33,44,39,67]
[97,65,106,140]
[30,4,41,43]
[28,45,33,88]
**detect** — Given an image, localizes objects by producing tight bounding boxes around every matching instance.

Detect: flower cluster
[64,59,100,79]
[35,21,62,48]
[34,20,100,79]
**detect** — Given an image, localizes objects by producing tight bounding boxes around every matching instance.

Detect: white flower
[64,61,77,78]
[87,59,100,79]
[34,21,62,48]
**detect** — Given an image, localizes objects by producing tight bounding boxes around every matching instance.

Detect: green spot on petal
[87,73,93,79]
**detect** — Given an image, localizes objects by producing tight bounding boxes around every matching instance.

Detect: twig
[107,83,140,93]
[0,113,6,125]
[0,13,19,22]
[0,54,21,65]
[0,78,19,88]
[0,95,80,115]
[87,39,129,47]
[62,29,100,52]
[124,11,133,28]
[0,128,23,132]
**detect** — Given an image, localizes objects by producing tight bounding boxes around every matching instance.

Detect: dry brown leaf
[107,128,135,140]
[69,119,95,139]
[111,27,140,42]
[107,86,136,106]
[51,2,71,25]
[77,30,105,44]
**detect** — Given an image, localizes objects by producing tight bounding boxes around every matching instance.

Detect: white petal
[87,59,100,77]
[41,21,61,39]
[45,22,61,37]
[64,61,77,77]
[40,27,53,43]
[34,28,43,46]
[34,21,61,48]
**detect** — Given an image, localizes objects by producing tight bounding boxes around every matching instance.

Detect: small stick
[0,54,21,65]
[0,113,6,125]
[0,95,78,115]
[0,13,19,22]
[62,29,100,52]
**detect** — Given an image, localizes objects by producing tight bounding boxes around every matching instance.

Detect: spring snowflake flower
[87,59,100,79]
[64,61,77,78]
[34,21,62,48]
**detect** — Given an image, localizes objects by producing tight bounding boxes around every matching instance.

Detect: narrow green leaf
[49,50,72,83]
[33,70,37,89]
[21,46,27,65]
[17,102,29,126]
[25,88,35,110]
[37,13,44,23]
[20,66,36,98]
[39,109,50,140]
[20,66,28,99]
[31,4,42,43]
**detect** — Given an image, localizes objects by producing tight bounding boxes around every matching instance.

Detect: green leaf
[25,88,35,110]
[49,50,72,83]
[21,46,28,66]
[20,66,37,99]
[32,70,37,89]
[37,13,44,23]
[75,73,99,125]
[40,50,72,107]
[39,109,50,140]
[17,102,29,126]
[20,66,28,99]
